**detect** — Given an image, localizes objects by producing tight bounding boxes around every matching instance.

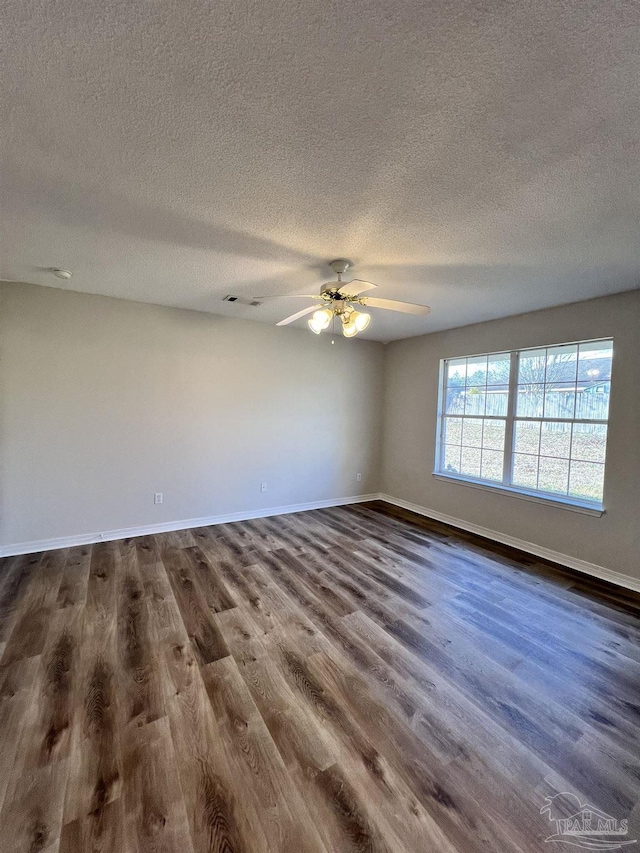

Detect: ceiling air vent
[222,295,262,306]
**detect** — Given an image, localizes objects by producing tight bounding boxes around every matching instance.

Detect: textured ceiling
[2,0,640,341]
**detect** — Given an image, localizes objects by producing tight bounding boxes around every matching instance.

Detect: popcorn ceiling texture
[2,0,640,340]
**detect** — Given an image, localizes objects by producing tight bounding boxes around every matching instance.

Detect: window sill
[432,472,604,516]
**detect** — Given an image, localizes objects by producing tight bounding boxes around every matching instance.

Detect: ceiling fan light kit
[353,311,371,332]
[341,313,359,337]
[308,307,333,333]
[308,304,371,337]
[265,259,430,338]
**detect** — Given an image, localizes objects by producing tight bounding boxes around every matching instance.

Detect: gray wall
[0,282,384,546]
[381,290,640,580]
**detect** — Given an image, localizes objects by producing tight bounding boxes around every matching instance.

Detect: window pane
[486,385,508,416]
[466,356,487,386]
[539,422,571,459]
[485,385,509,418]
[461,418,483,447]
[537,457,569,495]
[481,450,503,482]
[514,421,540,455]
[464,387,486,416]
[512,453,538,489]
[445,387,465,415]
[487,353,510,385]
[545,344,577,385]
[482,420,505,451]
[543,383,576,420]
[460,447,481,478]
[518,349,547,385]
[571,423,607,463]
[577,340,612,382]
[516,384,545,418]
[575,382,610,420]
[569,461,605,502]
[443,444,461,475]
[447,358,467,386]
[443,417,462,445]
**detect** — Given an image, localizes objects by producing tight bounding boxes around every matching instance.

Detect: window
[435,339,612,510]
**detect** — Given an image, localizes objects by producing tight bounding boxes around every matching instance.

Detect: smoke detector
[51,268,72,280]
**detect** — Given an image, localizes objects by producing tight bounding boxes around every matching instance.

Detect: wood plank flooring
[1,500,639,852]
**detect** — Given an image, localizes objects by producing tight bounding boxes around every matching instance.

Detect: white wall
[381,290,640,582]
[0,282,384,547]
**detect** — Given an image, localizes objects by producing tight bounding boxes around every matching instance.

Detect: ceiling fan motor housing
[328,259,351,276]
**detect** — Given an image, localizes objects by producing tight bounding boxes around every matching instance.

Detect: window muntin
[436,339,612,507]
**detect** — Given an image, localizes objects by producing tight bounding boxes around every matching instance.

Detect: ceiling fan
[255,259,430,338]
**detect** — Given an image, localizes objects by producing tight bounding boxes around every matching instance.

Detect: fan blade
[362,297,430,315]
[253,293,321,299]
[276,304,320,326]
[337,279,378,296]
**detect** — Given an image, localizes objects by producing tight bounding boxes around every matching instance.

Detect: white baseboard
[0,494,380,557]
[378,493,640,595]
[3,491,637,596]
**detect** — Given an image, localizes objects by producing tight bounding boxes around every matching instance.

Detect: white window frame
[433,339,612,516]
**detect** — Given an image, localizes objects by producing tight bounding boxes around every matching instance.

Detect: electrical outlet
[260,482,267,493]
[356,473,362,482]
[154,492,163,505]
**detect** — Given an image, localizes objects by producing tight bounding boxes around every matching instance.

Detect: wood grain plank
[63,542,122,827]
[121,717,195,853]
[116,539,165,728]
[13,604,84,771]
[0,657,41,814]
[182,546,237,613]
[163,632,269,853]
[162,546,230,665]
[0,759,69,853]
[60,798,128,853]
[1,550,66,665]
[201,655,328,853]
[56,546,92,609]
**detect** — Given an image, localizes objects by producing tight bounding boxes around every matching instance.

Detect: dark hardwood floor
[0,500,639,852]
